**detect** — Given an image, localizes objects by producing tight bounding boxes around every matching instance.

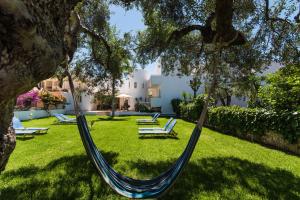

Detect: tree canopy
[258,64,300,111]
[115,0,300,105]
[73,0,134,116]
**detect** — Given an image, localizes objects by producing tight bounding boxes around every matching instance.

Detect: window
[134,82,137,88]
[142,83,145,88]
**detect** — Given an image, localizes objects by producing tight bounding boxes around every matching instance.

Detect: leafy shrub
[16,90,40,110]
[180,94,211,121]
[39,90,66,110]
[135,103,151,112]
[171,98,182,117]
[207,106,300,143]
[94,92,113,110]
[258,64,300,111]
[181,91,193,103]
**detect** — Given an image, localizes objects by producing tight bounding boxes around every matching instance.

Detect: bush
[180,94,209,121]
[171,99,182,117]
[135,103,151,112]
[16,90,40,110]
[258,64,300,111]
[206,106,300,143]
[39,90,66,110]
[94,92,113,110]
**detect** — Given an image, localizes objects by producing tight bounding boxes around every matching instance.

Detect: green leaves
[74,0,134,92]
[207,106,300,143]
[258,64,300,111]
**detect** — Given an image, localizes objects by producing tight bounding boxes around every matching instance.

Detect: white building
[40,62,282,114]
[147,64,205,113]
[117,70,149,110]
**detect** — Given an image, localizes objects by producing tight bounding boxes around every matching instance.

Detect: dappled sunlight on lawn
[0,116,300,200]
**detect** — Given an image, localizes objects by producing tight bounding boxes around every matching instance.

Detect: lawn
[0,115,300,200]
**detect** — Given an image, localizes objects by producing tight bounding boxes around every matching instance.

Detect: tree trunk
[111,78,116,117]
[215,0,246,45]
[0,100,16,171]
[193,90,197,99]
[226,95,231,106]
[0,0,80,171]
[219,96,226,106]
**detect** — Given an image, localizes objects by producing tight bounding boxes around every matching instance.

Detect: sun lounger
[15,129,37,136]
[139,120,177,135]
[53,114,77,124]
[13,117,49,133]
[139,118,173,131]
[58,114,76,122]
[136,113,160,123]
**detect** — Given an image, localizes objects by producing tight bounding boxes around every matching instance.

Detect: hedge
[171,98,182,117]
[207,106,300,143]
[180,95,207,122]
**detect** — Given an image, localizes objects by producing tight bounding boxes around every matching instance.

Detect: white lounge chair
[53,114,77,124]
[136,113,160,123]
[15,129,37,137]
[59,114,76,122]
[139,118,173,131]
[13,117,49,133]
[139,120,177,135]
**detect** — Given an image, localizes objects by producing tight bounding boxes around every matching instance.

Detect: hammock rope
[65,46,220,198]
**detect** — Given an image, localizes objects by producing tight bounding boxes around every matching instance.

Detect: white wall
[14,109,65,121]
[155,75,205,114]
[63,92,96,112]
[118,69,149,110]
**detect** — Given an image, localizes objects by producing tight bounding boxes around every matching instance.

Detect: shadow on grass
[34,132,48,136]
[1,155,299,200]
[97,116,129,121]
[136,122,160,125]
[128,157,300,200]
[16,136,35,141]
[139,134,179,140]
[0,152,119,200]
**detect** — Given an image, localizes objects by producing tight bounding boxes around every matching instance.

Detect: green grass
[0,116,300,200]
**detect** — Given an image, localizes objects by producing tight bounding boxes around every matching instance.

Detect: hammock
[66,66,213,198]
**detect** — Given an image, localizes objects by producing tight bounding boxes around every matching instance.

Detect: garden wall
[14,109,65,121]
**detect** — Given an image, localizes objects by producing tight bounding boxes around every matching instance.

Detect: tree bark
[226,95,231,106]
[0,100,16,171]
[215,0,246,45]
[0,0,80,171]
[219,96,226,106]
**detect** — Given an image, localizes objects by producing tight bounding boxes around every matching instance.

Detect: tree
[1,0,299,172]
[121,0,299,105]
[0,0,80,171]
[189,76,202,98]
[74,1,133,117]
[258,64,300,111]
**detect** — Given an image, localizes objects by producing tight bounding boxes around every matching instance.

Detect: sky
[109,5,158,75]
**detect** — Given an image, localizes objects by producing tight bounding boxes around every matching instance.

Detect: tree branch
[91,39,105,66]
[264,0,292,25]
[166,25,205,45]
[75,12,112,55]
